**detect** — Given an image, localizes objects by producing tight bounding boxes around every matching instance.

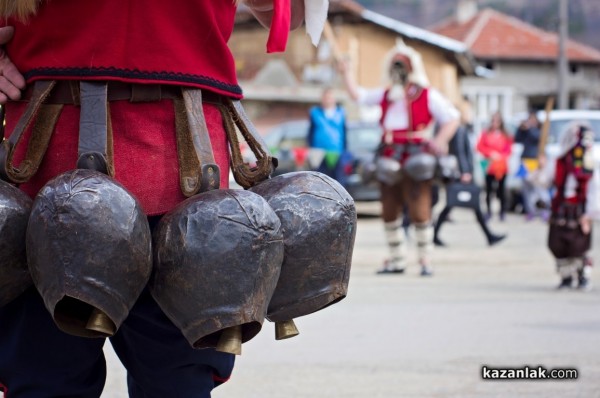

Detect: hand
[335,57,351,75]
[0,26,25,104]
[580,214,591,235]
[427,137,448,156]
[460,173,472,183]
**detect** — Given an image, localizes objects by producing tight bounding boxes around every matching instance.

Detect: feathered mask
[559,122,594,177]
[381,39,430,88]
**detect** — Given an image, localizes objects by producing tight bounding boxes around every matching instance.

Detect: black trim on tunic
[23,67,243,96]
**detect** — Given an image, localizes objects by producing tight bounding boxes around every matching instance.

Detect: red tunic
[4,1,241,98]
[551,153,592,213]
[380,84,433,144]
[2,1,245,215]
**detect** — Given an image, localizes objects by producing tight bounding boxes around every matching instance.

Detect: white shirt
[357,86,459,131]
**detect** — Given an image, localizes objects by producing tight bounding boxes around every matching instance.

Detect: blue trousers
[0,286,234,398]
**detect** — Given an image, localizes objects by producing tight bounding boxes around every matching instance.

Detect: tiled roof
[236,0,480,75]
[432,8,600,63]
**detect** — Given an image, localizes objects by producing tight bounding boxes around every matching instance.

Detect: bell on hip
[275,319,300,340]
[403,152,436,181]
[27,169,152,338]
[375,157,402,186]
[250,171,357,334]
[150,189,284,351]
[0,180,33,307]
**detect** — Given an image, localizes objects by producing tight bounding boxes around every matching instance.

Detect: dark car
[262,119,382,201]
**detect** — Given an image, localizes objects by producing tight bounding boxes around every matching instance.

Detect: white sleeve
[356,87,386,107]
[428,88,460,125]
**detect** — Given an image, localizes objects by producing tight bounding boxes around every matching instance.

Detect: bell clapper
[216,325,242,355]
[275,319,299,340]
[86,308,116,336]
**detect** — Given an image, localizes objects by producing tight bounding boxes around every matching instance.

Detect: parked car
[504,109,600,211]
[261,119,383,201]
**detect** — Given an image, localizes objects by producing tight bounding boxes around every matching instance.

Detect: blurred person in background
[434,98,506,247]
[522,155,552,221]
[515,111,551,220]
[339,40,459,276]
[548,123,599,291]
[307,86,347,180]
[476,112,513,222]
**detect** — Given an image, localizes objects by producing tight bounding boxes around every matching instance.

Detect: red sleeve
[501,135,513,157]
[554,158,566,188]
[476,132,491,158]
[551,158,567,212]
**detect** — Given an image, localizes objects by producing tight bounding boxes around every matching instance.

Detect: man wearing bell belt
[340,40,459,276]
[0,0,329,396]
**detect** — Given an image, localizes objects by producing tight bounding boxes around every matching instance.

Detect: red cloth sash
[266,0,291,53]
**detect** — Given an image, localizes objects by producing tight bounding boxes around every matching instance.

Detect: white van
[505,109,600,211]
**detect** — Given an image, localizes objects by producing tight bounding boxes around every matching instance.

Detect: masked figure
[340,39,459,276]
[548,123,598,290]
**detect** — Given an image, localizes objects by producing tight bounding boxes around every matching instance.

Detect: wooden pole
[557,0,569,109]
[322,20,343,63]
[538,96,555,162]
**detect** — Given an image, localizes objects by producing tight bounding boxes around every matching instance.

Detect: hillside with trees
[356,0,600,50]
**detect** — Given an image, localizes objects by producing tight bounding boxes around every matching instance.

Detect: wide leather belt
[5,80,274,191]
[21,81,222,105]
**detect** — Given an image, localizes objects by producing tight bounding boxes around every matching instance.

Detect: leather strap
[174,88,220,197]
[22,81,182,104]
[77,81,114,176]
[0,80,62,183]
[1,80,220,191]
[220,99,276,189]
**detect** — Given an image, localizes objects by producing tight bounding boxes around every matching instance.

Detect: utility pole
[557,0,569,109]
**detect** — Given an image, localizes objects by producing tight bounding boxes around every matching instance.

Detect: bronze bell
[250,171,357,338]
[150,189,284,351]
[0,180,33,307]
[27,169,153,338]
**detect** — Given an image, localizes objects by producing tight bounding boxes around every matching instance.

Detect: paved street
[102,202,600,398]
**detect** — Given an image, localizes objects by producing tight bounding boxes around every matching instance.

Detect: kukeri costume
[359,42,459,275]
[548,123,598,290]
[0,1,355,396]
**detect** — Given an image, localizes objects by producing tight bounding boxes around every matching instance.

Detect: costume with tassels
[349,40,459,276]
[548,123,599,290]
[0,1,358,397]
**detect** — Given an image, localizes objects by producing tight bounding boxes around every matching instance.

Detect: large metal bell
[26,169,152,337]
[150,189,284,353]
[0,179,33,307]
[250,171,357,334]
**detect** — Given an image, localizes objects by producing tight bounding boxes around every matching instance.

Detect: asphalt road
[101,202,600,398]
